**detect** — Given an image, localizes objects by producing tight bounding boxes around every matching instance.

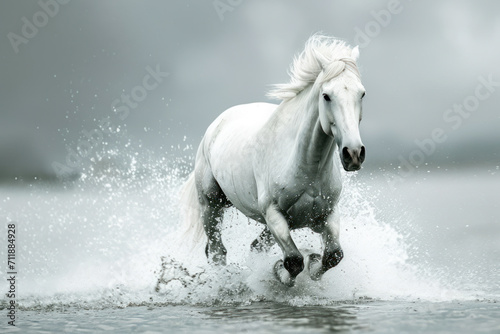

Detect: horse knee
[322,248,343,270]
[284,254,304,278]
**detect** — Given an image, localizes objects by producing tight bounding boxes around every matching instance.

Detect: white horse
[182,34,366,286]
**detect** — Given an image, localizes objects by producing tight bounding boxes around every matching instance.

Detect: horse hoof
[212,254,227,266]
[283,255,304,278]
[307,253,323,281]
[273,260,295,287]
[205,243,227,266]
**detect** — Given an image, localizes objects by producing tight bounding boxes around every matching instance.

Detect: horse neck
[282,84,336,174]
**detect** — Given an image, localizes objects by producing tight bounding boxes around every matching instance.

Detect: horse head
[317,47,366,171]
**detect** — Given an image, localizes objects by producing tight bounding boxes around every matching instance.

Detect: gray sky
[1,0,499,178]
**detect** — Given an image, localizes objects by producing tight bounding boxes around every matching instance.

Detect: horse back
[196,103,278,218]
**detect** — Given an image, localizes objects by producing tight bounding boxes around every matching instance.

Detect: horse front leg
[264,205,303,286]
[308,210,344,280]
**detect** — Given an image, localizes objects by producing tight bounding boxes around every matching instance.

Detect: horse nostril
[342,147,352,163]
[359,146,366,162]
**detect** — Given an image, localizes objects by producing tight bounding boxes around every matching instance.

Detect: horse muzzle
[341,145,365,171]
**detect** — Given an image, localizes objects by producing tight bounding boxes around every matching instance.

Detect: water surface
[1,158,499,333]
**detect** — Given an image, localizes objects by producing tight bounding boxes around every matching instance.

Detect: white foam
[0,149,488,310]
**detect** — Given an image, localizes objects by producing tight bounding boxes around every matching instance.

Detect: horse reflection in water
[181,34,366,286]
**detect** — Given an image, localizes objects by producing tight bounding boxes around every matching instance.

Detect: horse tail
[179,172,206,246]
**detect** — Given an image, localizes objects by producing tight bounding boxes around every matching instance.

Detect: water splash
[0,146,487,311]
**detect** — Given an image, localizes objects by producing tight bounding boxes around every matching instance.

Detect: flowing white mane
[267,34,360,101]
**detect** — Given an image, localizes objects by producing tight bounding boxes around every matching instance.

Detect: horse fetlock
[283,254,304,278]
[322,248,343,270]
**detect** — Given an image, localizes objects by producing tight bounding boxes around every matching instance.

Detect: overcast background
[0,0,499,180]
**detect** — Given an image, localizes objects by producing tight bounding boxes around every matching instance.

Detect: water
[10,301,500,333]
[0,149,499,333]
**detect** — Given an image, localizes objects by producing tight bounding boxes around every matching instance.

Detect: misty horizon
[1,1,499,181]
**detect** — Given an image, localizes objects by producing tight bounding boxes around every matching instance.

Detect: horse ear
[351,45,360,61]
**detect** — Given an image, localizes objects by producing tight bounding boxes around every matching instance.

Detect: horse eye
[361,92,366,99]
[323,93,331,102]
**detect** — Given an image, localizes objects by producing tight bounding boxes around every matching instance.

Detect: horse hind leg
[199,177,231,265]
[250,226,275,253]
[202,203,227,265]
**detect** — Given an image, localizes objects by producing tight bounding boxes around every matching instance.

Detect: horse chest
[282,183,340,228]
